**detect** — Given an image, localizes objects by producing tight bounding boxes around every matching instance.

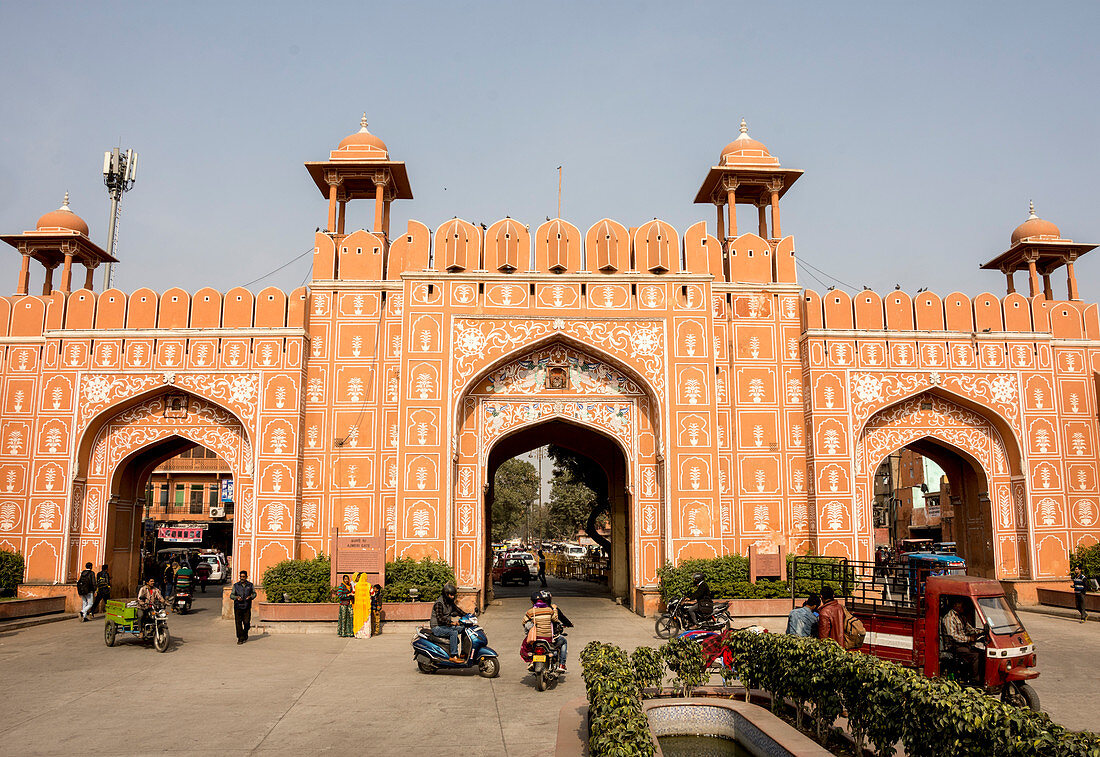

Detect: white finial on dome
[61,192,71,211]
[1028,200,1037,220]
[738,118,749,139]
[359,113,369,133]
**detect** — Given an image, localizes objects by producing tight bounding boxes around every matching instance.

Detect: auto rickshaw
[104,599,170,652]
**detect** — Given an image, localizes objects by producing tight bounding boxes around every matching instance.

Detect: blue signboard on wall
[221,478,234,503]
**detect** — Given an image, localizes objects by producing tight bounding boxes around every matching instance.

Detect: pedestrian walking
[163,561,176,598]
[537,549,547,588]
[335,575,354,637]
[1073,566,1089,623]
[77,562,96,621]
[93,564,111,615]
[786,593,821,637]
[231,570,257,644]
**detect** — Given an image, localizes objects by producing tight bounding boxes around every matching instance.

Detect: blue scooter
[412,613,500,678]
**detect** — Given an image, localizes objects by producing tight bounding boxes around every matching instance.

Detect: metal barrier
[546,553,608,583]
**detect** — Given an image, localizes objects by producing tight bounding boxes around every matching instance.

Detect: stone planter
[257,602,338,622]
[0,595,67,620]
[380,601,433,622]
[253,600,433,623]
[1038,587,1100,613]
[18,583,82,614]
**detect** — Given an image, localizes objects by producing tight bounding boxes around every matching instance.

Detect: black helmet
[442,583,457,600]
[692,572,705,585]
[537,590,553,604]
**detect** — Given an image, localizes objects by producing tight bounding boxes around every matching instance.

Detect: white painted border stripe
[866,631,914,650]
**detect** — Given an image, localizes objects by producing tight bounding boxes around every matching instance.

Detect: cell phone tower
[101,147,138,289]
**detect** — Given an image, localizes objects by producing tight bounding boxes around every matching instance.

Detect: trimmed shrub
[724,629,1100,756]
[0,549,24,596]
[1070,543,1100,579]
[381,557,456,602]
[261,555,332,603]
[581,641,655,757]
[657,554,848,602]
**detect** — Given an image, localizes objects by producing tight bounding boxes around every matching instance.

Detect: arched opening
[484,419,631,603]
[102,436,236,597]
[872,437,995,577]
[69,390,250,596]
[859,391,1024,580]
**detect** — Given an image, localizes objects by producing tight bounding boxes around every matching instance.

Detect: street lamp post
[101,147,138,289]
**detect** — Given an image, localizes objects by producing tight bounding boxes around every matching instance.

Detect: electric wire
[240,247,314,288]
[797,256,859,292]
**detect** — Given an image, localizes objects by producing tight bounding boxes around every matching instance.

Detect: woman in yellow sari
[352,572,372,638]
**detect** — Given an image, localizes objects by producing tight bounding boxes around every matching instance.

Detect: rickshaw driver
[137,578,166,629]
[943,598,983,682]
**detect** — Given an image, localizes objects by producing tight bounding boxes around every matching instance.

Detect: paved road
[0,587,1096,755]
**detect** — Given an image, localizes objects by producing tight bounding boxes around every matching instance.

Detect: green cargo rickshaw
[104,599,170,652]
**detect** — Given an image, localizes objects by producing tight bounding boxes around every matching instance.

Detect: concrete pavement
[0,583,1097,755]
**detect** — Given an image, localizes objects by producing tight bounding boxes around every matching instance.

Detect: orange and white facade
[1,119,1097,613]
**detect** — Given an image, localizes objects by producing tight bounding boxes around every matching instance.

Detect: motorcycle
[412,614,500,678]
[528,633,566,692]
[104,599,170,652]
[172,588,193,615]
[655,596,732,639]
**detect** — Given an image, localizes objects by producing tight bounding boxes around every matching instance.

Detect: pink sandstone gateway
[1,117,1096,615]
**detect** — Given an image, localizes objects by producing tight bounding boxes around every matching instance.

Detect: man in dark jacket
[93,564,112,615]
[430,583,465,662]
[77,562,97,621]
[1073,566,1089,622]
[684,573,713,627]
[816,585,846,646]
[231,571,257,644]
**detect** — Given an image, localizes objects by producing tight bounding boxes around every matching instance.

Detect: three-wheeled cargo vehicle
[793,557,1040,710]
[104,599,170,652]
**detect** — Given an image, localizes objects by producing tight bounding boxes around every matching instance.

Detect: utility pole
[102,147,138,289]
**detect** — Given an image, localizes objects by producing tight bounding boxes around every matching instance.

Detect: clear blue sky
[1,2,1098,297]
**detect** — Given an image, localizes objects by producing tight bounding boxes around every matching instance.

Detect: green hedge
[1070,543,1100,579]
[657,554,848,602]
[581,641,655,757]
[726,630,1100,756]
[262,555,332,603]
[0,549,23,596]
[381,557,456,602]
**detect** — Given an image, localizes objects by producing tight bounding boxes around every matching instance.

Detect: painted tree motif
[0,502,17,531]
[5,470,16,492]
[416,373,434,399]
[687,507,702,537]
[832,343,848,365]
[51,387,63,409]
[753,502,769,531]
[1034,428,1051,454]
[269,428,288,454]
[45,428,62,454]
[1039,498,1057,526]
[194,343,210,366]
[412,509,429,538]
[346,426,359,448]
[12,390,24,412]
[748,379,764,403]
[823,429,840,455]
[301,501,317,530]
[267,503,285,531]
[307,425,318,448]
[685,332,697,357]
[753,425,763,448]
[347,465,358,488]
[347,377,364,402]
[36,501,58,529]
[7,431,23,455]
[689,466,701,491]
[352,336,363,357]
[344,504,360,533]
[684,378,701,405]
[274,386,286,409]
[1071,433,1087,456]
[826,501,844,530]
[754,469,766,492]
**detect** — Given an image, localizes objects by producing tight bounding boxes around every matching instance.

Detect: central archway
[486,419,631,599]
[450,339,665,612]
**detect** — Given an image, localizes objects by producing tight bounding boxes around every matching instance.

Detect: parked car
[563,544,587,560]
[493,557,530,586]
[197,552,229,583]
[511,551,538,577]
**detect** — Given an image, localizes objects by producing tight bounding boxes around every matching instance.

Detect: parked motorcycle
[412,614,500,678]
[655,596,732,639]
[172,588,193,615]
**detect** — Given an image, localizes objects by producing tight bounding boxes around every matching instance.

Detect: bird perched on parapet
[827,285,836,291]
[895,284,902,290]
[546,216,551,222]
[479,223,487,230]
[863,286,871,290]
[982,328,991,333]
[917,287,928,293]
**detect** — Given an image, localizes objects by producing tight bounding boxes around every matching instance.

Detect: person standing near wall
[1073,566,1089,623]
[231,570,257,644]
[93,564,111,616]
[335,575,354,637]
[77,562,96,621]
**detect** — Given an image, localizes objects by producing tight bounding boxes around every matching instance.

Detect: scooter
[412,614,500,678]
[172,588,193,615]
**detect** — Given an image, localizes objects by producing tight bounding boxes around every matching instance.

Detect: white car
[511,551,538,578]
[198,553,229,583]
[564,544,587,560]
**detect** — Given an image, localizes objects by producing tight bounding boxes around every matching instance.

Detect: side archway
[857,392,1028,579]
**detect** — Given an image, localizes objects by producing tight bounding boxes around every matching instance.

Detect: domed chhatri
[720,119,779,167]
[1011,201,1062,245]
[35,192,89,237]
[333,113,389,160]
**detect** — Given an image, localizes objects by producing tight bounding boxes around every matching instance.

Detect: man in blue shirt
[786,593,821,637]
[1072,566,1089,623]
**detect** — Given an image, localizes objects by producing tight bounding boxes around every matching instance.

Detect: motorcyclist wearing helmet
[523,590,572,671]
[684,572,713,627]
[430,583,466,662]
